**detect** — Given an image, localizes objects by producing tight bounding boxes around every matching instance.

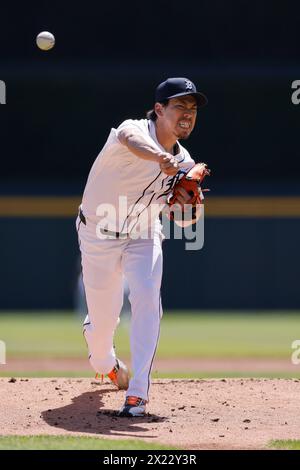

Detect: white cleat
[95,359,129,390]
[107,359,129,390]
[118,396,147,417]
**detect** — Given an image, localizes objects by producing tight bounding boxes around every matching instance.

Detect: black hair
[146,99,169,121]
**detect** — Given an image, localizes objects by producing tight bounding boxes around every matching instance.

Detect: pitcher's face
[156,95,198,140]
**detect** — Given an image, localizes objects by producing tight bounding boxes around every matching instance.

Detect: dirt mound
[1,378,300,449]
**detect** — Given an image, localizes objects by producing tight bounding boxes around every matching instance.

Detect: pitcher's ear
[155,102,164,117]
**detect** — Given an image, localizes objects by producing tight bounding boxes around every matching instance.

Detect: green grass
[157,312,300,358]
[0,312,84,358]
[269,439,300,450]
[0,310,299,359]
[0,435,177,450]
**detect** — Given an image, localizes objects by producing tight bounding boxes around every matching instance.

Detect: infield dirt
[0,378,300,449]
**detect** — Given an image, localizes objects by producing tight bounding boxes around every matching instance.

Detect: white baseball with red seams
[77,118,195,401]
[36,31,55,50]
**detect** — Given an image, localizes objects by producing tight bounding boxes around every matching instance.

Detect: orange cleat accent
[95,359,129,390]
[118,396,147,417]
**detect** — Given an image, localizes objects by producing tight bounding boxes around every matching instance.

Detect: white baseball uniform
[77,118,195,401]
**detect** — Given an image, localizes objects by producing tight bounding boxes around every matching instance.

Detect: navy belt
[79,208,128,239]
[99,228,129,239]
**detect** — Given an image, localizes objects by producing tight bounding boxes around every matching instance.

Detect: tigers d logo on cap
[154,77,208,108]
[185,80,193,91]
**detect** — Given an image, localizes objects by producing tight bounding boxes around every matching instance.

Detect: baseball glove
[167,163,210,221]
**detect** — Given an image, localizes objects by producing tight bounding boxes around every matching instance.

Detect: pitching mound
[1,378,300,449]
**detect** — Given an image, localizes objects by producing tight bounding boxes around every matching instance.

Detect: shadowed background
[0,0,299,311]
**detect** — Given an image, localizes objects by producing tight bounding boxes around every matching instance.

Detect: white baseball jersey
[81,119,195,235]
[78,117,197,401]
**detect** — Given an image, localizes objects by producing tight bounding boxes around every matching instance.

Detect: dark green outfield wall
[1,216,299,310]
[1,0,299,309]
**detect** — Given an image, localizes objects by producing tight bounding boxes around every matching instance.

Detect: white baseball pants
[76,216,163,401]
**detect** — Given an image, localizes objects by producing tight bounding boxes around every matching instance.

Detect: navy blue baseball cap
[155,77,208,108]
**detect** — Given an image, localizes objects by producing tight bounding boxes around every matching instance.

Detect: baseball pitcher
[76,77,209,416]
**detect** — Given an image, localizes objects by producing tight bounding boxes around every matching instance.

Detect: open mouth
[178,121,191,130]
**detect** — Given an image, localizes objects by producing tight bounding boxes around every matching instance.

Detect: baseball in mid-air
[36,31,55,51]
